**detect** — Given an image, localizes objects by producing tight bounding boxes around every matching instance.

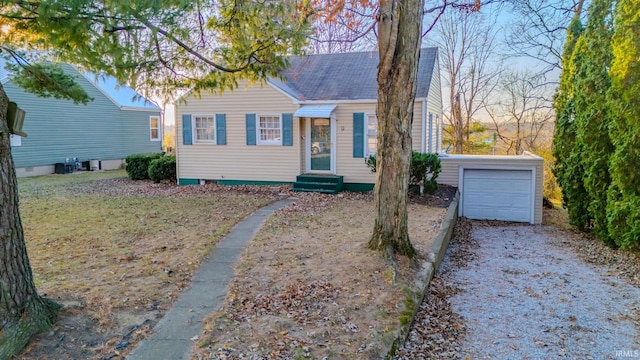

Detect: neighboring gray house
[175,48,443,192]
[2,63,161,177]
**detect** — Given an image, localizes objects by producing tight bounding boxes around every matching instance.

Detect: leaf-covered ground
[193,190,454,359]
[395,209,640,359]
[17,171,283,360]
[16,172,457,360]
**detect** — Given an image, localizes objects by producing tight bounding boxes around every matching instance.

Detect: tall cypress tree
[607,0,640,249]
[573,0,615,245]
[553,18,591,231]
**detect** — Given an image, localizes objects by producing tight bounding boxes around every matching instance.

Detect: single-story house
[2,63,162,177]
[175,47,443,192]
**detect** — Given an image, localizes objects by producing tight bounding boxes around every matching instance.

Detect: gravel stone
[398,219,640,359]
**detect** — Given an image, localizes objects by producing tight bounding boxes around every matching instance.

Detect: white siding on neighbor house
[438,153,544,224]
[176,80,299,182]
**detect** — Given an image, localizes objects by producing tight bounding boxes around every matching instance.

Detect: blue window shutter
[216,114,227,145]
[282,113,293,146]
[353,112,365,158]
[246,114,256,145]
[182,114,192,145]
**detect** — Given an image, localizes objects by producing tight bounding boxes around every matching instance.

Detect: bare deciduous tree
[486,70,555,155]
[428,8,502,153]
[308,6,376,53]
[506,0,586,78]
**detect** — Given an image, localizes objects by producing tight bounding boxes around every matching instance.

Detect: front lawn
[17,171,283,359]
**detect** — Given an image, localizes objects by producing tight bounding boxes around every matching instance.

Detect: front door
[308,117,333,172]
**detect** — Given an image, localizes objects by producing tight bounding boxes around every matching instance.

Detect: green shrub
[410,152,441,193]
[125,153,163,180]
[148,156,177,183]
[365,151,441,194]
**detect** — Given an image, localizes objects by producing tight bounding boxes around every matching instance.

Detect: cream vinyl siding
[176,80,299,182]
[426,55,443,153]
[334,102,426,184]
[411,102,423,152]
[334,103,377,184]
[438,153,544,224]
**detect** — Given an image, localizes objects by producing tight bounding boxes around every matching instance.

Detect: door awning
[294,105,337,118]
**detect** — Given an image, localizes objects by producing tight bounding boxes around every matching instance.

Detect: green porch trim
[343,183,374,192]
[178,178,200,185]
[217,179,293,186]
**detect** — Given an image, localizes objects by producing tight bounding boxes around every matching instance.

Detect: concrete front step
[291,187,340,194]
[293,174,343,194]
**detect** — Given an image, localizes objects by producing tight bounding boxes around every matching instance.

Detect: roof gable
[272,47,438,101]
[0,58,158,110]
[81,72,159,110]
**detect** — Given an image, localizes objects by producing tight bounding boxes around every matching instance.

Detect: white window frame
[192,114,216,144]
[149,116,161,141]
[257,114,282,145]
[366,114,378,156]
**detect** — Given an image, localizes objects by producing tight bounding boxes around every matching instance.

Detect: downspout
[421,100,426,153]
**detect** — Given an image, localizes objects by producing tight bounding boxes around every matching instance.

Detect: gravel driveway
[396,222,640,359]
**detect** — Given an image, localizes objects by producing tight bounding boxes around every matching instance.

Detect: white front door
[306,117,335,173]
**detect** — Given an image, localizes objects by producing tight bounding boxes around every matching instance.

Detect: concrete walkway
[127,198,296,360]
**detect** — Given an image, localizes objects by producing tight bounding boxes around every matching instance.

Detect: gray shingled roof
[269,47,438,101]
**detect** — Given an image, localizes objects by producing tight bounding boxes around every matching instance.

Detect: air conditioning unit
[89,160,102,171]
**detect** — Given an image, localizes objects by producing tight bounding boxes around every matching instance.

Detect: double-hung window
[193,115,216,143]
[150,116,161,141]
[366,114,378,156]
[258,115,282,145]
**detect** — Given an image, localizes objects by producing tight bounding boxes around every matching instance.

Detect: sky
[157,2,568,126]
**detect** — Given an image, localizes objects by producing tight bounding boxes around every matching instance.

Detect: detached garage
[438,152,544,224]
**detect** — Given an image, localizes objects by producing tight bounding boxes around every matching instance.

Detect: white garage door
[462,169,533,223]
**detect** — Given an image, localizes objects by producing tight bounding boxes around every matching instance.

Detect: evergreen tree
[607,0,640,249]
[573,0,614,245]
[552,18,591,231]
[0,1,312,356]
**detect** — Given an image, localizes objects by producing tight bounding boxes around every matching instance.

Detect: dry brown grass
[17,171,284,359]
[542,202,572,231]
[16,171,454,360]
[193,192,449,359]
[22,189,276,314]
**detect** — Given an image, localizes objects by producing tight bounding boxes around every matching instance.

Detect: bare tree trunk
[516,119,522,154]
[0,83,60,358]
[368,0,424,260]
[453,92,464,153]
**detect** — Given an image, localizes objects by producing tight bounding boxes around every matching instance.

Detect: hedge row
[125,153,176,183]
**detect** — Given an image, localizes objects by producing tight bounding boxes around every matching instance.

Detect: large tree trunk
[0,84,61,358]
[368,0,424,259]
